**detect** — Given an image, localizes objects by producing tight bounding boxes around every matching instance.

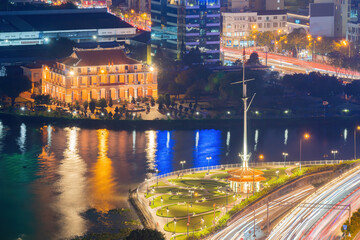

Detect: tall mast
[242,45,248,169]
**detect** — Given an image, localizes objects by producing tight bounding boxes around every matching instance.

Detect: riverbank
[1,111,360,130]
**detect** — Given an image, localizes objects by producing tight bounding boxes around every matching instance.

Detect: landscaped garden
[142,161,360,240]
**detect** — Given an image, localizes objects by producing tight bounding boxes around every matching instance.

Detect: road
[222,47,360,79]
[210,185,315,240]
[268,165,360,240]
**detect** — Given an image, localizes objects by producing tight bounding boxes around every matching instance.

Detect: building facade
[42,47,158,103]
[287,12,310,33]
[222,10,287,47]
[347,20,360,43]
[0,9,136,47]
[310,0,351,38]
[151,0,221,63]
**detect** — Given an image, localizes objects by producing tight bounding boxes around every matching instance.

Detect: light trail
[267,166,360,240]
[210,186,314,240]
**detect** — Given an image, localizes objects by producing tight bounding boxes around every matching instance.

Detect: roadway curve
[210,185,315,240]
[222,47,360,79]
[267,166,360,240]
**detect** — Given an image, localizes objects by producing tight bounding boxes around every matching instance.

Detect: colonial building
[42,47,158,103]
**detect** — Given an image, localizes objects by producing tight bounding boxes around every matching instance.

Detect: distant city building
[0,9,136,47]
[151,0,221,63]
[222,10,287,47]
[287,11,310,33]
[42,47,158,103]
[128,0,149,13]
[310,0,351,37]
[249,0,284,11]
[226,0,249,12]
[347,20,360,43]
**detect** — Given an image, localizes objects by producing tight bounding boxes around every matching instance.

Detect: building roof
[0,9,133,32]
[228,168,264,177]
[256,10,287,16]
[59,47,140,67]
[228,176,266,182]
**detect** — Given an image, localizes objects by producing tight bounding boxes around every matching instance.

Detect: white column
[134,87,138,99]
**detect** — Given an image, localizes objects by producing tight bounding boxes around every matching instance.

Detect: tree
[287,28,308,57]
[164,94,171,108]
[182,46,202,66]
[246,52,261,65]
[83,100,88,112]
[126,229,165,240]
[34,94,51,106]
[108,97,113,107]
[96,98,107,110]
[328,51,345,76]
[0,75,32,106]
[89,99,96,113]
[255,31,276,50]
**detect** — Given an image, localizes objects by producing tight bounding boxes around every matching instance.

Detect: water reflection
[56,127,87,239]
[132,130,136,154]
[226,131,230,156]
[89,129,117,212]
[17,123,26,153]
[284,129,289,146]
[155,131,174,175]
[145,130,157,177]
[0,121,4,153]
[193,130,221,168]
[254,129,259,151]
[344,129,348,142]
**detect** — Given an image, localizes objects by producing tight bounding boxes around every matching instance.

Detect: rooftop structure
[42,47,157,103]
[0,9,136,46]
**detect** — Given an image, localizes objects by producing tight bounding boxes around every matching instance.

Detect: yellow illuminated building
[42,47,158,103]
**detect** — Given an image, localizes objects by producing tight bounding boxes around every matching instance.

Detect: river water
[0,116,357,239]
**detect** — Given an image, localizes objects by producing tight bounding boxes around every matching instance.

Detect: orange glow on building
[42,47,158,103]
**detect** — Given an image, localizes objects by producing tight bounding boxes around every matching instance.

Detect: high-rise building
[310,0,351,37]
[151,0,221,63]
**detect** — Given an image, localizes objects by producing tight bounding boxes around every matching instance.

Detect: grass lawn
[183,172,214,178]
[152,187,192,194]
[150,181,168,187]
[150,194,203,209]
[210,173,230,179]
[157,196,237,217]
[262,168,287,183]
[169,179,227,190]
[164,211,221,233]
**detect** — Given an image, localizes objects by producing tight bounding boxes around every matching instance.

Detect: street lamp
[174,218,177,237]
[167,207,169,224]
[300,133,310,172]
[180,160,186,172]
[331,150,338,160]
[282,152,288,167]
[160,196,163,215]
[341,40,351,58]
[354,126,360,159]
[206,156,212,175]
[276,170,279,179]
[155,168,159,186]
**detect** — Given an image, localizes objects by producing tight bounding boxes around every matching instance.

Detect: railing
[152,159,353,181]
[134,159,353,229]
